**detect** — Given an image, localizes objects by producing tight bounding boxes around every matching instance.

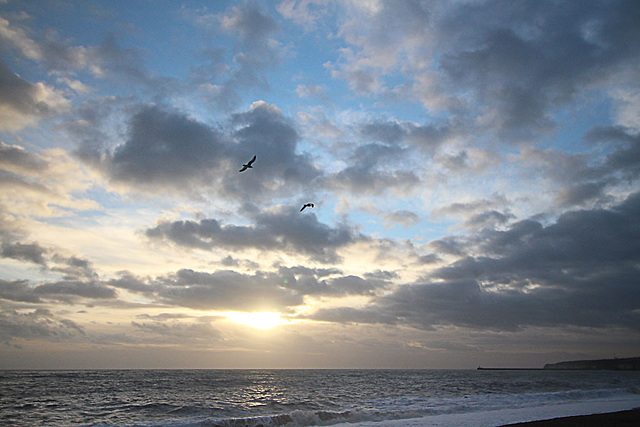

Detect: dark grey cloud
[360,120,405,144]
[463,210,515,231]
[146,206,362,263]
[0,139,47,171]
[50,255,98,280]
[0,279,41,303]
[275,266,389,297]
[106,272,149,294]
[34,280,117,301]
[109,105,225,187]
[325,118,466,195]
[416,253,440,265]
[136,313,189,320]
[358,118,464,156]
[226,102,320,194]
[140,268,302,312]
[131,318,223,344]
[0,308,85,346]
[439,0,640,138]
[1,241,48,265]
[0,237,114,303]
[307,305,400,326]
[593,127,640,181]
[80,101,319,200]
[314,191,640,332]
[428,237,467,257]
[436,195,510,217]
[404,122,463,154]
[328,152,419,195]
[554,181,613,208]
[0,61,69,130]
[0,235,97,281]
[107,265,389,312]
[519,127,640,208]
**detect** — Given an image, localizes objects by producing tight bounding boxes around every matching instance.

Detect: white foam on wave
[334,396,640,427]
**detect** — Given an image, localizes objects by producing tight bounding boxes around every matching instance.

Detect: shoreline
[501,408,640,426]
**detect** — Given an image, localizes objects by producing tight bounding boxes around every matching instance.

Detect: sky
[1,0,639,369]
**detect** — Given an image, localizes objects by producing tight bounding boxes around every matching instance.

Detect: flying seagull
[300,203,314,212]
[239,155,256,172]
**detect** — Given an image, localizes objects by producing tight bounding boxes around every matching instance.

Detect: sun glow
[225,311,289,329]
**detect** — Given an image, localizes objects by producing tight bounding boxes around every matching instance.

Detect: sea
[1,369,639,427]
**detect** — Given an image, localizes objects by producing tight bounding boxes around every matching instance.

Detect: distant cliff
[543,356,640,371]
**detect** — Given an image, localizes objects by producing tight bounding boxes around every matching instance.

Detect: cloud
[0,232,98,284]
[131,318,223,345]
[33,280,117,301]
[278,0,334,31]
[328,0,640,140]
[108,105,225,187]
[439,0,640,138]
[313,191,640,332]
[0,239,114,304]
[146,205,363,263]
[329,0,433,95]
[0,62,70,131]
[277,266,389,297]
[191,4,282,110]
[227,101,320,192]
[0,279,41,303]
[0,308,85,346]
[0,14,174,94]
[515,126,640,208]
[107,265,390,313]
[0,16,44,61]
[49,255,98,280]
[296,83,328,100]
[1,241,48,265]
[119,268,303,312]
[327,144,419,194]
[81,101,320,199]
[0,138,47,171]
[0,15,97,73]
[383,210,420,228]
[319,117,472,196]
[0,140,98,216]
[592,127,640,181]
[462,210,515,231]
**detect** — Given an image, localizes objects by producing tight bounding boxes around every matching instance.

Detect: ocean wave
[157,387,640,427]
[7,370,640,427]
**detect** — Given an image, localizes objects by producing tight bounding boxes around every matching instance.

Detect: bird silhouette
[239,155,256,172]
[300,203,314,212]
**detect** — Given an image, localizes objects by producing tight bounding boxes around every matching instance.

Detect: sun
[224,311,289,329]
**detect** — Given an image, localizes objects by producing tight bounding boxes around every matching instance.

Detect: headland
[478,356,640,371]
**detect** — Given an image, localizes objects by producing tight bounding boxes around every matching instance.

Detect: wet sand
[501,408,640,426]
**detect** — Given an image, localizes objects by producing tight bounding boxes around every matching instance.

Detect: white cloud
[0,16,43,61]
[612,87,640,132]
[277,0,334,31]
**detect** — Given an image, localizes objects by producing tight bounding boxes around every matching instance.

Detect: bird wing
[247,155,256,165]
[300,205,306,211]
